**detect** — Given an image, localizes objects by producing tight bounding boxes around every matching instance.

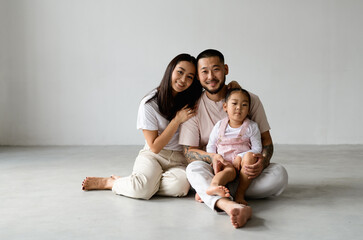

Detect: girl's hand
[175,105,196,124]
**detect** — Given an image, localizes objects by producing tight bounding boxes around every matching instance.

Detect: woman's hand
[174,105,196,124]
[144,105,197,154]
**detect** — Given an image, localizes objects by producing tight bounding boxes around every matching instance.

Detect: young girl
[82,53,202,199]
[206,87,262,205]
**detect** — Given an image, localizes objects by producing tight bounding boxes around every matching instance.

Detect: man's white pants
[112,146,190,200]
[186,161,288,211]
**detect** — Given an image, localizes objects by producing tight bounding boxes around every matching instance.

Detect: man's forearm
[260,131,274,168]
[183,146,212,164]
[262,143,273,168]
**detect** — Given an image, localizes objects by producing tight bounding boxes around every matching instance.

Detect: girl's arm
[237,122,262,159]
[144,106,195,154]
[249,124,262,154]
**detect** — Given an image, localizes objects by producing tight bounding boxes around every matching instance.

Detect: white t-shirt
[137,90,182,151]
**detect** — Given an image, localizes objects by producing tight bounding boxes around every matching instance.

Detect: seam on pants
[168,151,173,164]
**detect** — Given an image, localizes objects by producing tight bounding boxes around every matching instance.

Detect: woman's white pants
[112,146,190,200]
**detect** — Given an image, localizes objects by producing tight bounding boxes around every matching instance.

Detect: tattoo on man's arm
[183,146,212,164]
[262,144,274,168]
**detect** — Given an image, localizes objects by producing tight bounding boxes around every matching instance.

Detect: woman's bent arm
[143,106,195,154]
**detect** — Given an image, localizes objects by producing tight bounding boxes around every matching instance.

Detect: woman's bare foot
[110,175,121,180]
[206,185,231,198]
[82,177,115,190]
[226,203,252,228]
[195,193,204,203]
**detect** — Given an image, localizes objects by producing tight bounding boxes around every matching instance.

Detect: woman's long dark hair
[147,53,202,121]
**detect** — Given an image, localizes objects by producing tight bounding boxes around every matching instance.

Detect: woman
[82,53,202,199]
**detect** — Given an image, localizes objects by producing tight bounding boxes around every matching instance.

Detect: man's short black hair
[196,49,225,64]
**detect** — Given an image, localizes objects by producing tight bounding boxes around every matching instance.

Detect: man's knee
[186,161,199,175]
[269,163,288,196]
[186,161,210,176]
[245,163,288,198]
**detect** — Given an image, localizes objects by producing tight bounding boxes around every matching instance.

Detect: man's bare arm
[261,131,274,168]
[183,145,213,164]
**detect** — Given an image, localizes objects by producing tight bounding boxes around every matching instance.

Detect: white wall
[0,0,9,143]
[1,0,362,145]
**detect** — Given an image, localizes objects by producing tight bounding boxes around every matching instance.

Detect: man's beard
[204,77,226,95]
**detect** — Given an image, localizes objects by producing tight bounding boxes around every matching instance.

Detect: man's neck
[205,85,228,102]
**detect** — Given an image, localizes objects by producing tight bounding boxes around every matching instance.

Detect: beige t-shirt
[179,91,270,150]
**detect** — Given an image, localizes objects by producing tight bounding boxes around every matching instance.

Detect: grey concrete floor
[1,145,362,240]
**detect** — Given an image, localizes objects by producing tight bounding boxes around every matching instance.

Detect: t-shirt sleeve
[206,121,220,154]
[136,100,158,131]
[179,116,200,147]
[237,121,262,158]
[249,92,271,133]
[249,121,262,154]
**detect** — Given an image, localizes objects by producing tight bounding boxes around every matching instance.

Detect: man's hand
[243,153,264,179]
[212,154,227,174]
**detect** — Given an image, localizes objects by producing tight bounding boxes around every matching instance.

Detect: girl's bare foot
[226,203,252,228]
[206,185,231,198]
[235,195,248,205]
[82,177,115,190]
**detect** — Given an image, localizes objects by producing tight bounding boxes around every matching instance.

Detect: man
[179,49,288,228]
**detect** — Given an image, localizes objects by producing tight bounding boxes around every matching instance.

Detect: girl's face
[223,91,249,126]
[171,61,196,96]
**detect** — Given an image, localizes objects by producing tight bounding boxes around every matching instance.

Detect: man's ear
[224,64,229,75]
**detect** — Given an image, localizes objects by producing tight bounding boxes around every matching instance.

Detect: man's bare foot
[225,203,252,228]
[195,193,204,203]
[82,177,115,191]
[206,185,231,198]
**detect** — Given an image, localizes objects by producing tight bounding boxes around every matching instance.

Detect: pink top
[207,117,262,163]
[216,117,253,163]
